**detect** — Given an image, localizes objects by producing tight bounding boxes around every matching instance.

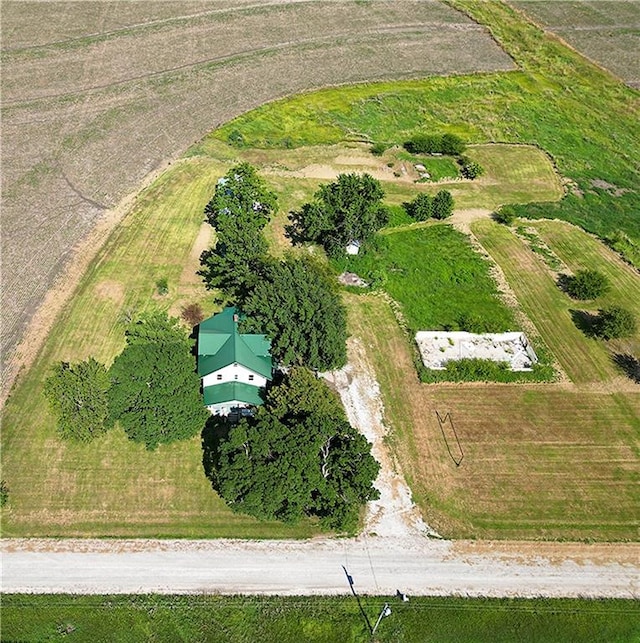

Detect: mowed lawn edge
[0,138,565,538]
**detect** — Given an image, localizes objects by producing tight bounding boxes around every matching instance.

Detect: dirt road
[2,537,638,597]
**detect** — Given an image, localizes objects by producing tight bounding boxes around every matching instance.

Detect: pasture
[3,594,638,643]
[511,0,640,88]
[1,0,514,389]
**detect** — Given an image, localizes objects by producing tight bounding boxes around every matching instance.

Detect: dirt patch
[324,336,438,542]
[94,280,125,305]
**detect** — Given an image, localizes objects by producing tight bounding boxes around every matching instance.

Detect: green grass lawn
[338,224,515,334]
[3,595,638,643]
[0,159,320,539]
[212,1,639,264]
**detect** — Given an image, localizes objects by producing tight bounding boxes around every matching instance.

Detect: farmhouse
[197,307,273,415]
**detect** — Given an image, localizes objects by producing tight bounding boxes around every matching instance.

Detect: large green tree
[44,358,112,442]
[199,163,277,300]
[240,256,348,370]
[288,173,389,258]
[108,312,208,450]
[213,368,379,530]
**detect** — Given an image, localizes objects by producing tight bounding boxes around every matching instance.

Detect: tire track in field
[2,25,488,106]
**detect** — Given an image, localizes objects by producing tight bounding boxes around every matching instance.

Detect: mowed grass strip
[531,219,640,356]
[3,594,639,643]
[346,294,640,541]
[0,158,319,539]
[472,219,616,384]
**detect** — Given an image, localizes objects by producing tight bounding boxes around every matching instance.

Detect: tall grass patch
[338,225,515,334]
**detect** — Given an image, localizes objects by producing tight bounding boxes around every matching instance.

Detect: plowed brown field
[511,0,640,88]
[0,0,514,395]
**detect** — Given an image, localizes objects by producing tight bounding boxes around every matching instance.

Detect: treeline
[199,163,347,371]
[199,165,380,531]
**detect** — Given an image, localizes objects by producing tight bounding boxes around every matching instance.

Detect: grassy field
[511,0,640,88]
[338,224,516,334]
[0,138,563,537]
[346,293,640,541]
[0,158,319,539]
[472,219,615,384]
[3,594,639,643]
[216,1,639,262]
[472,219,640,384]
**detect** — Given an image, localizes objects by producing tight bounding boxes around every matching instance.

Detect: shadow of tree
[569,309,599,338]
[557,273,573,295]
[201,415,231,489]
[613,353,640,384]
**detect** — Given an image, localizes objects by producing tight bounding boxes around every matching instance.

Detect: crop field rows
[0,0,515,392]
[511,0,640,88]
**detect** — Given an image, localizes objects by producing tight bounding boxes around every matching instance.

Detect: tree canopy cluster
[44,358,112,442]
[565,269,609,300]
[457,155,484,180]
[405,190,454,221]
[493,205,517,226]
[404,133,466,156]
[241,256,347,370]
[45,312,208,449]
[593,306,637,340]
[199,163,277,301]
[287,173,389,258]
[200,164,348,371]
[108,312,209,449]
[211,367,380,531]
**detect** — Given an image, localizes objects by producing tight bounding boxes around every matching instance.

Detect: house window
[216,374,222,380]
[248,374,254,381]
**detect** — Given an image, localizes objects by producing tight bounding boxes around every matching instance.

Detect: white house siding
[202,363,266,388]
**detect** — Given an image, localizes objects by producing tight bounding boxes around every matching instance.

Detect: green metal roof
[198,307,272,379]
[203,381,265,406]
